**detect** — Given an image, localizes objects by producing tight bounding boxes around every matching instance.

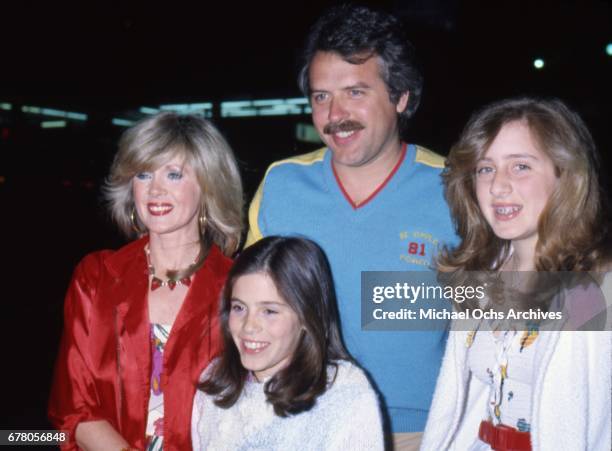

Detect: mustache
[323,120,365,135]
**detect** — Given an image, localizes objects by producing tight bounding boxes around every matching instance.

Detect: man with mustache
[246,5,455,450]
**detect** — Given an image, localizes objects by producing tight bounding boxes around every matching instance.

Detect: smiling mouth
[335,130,355,138]
[241,340,269,353]
[147,203,173,216]
[493,204,522,220]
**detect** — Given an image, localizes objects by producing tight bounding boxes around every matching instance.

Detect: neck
[148,233,201,276]
[507,238,537,271]
[334,138,403,206]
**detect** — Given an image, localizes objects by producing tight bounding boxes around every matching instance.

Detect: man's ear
[395,91,409,114]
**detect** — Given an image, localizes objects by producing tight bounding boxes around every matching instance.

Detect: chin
[491,230,519,241]
[491,227,536,244]
[487,230,518,243]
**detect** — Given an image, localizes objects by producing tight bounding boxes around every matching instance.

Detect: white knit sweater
[191,360,384,450]
[421,329,612,451]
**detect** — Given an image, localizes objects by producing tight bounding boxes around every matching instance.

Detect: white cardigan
[421,328,611,450]
[191,360,384,451]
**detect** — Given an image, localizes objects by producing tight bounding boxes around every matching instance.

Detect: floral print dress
[145,323,171,451]
[465,324,540,450]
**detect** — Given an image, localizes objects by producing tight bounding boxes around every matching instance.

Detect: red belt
[478,420,532,451]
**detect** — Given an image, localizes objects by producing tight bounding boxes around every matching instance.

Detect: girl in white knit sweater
[192,236,384,450]
[421,98,611,451]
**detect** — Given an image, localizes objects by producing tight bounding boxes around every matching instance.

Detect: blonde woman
[49,113,243,450]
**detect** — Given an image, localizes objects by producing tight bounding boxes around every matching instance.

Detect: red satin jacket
[48,237,230,450]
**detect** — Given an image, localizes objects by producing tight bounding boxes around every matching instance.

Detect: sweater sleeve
[190,361,219,451]
[47,252,112,450]
[420,329,489,451]
[534,331,611,451]
[327,389,385,451]
[191,387,208,451]
[325,363,385,451]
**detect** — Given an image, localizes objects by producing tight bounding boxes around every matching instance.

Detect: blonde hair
[104,112,244,256]
[439,97,608,272]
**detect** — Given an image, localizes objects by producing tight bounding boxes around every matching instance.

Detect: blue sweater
[246,144,457,432]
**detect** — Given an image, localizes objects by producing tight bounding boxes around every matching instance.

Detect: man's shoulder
[264,147,328,178]
[412,145,446,170]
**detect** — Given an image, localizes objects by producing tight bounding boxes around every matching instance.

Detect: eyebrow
[230,298,287,307]
[258,301,288,307]
[310,82,372,93]
[477,153,539,162]
[345,82,372,90]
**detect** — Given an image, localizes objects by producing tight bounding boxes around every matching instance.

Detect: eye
[475,166,494,177]
[263,308,278,316]
[349,89,365,98]
[311,92,328,104]
[135,172,152,181]
[513,163,531,172]
[230,302,245,314]
[167,171,183,180]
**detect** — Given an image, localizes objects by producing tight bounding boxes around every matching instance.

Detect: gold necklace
[144,245,193,291]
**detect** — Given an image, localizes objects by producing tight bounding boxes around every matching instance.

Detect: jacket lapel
[171,245,225,334]
[105,238,152,420]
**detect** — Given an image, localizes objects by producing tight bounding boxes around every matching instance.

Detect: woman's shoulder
[71,249,116,285]
[75,238,146,275]
[327,360,376,396]
[193,359,223,410]
[315,361,382,431]
[77,247,121,268]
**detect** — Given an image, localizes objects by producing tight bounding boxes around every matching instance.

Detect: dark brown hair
[439,97,609,272]
[297,4,423,131]
[198,236,350,417]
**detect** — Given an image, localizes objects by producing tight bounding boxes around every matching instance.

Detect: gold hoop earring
[199,212,207,233]
[130,207,145,235]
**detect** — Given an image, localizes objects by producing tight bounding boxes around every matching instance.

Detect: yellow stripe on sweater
[245,148,327,247]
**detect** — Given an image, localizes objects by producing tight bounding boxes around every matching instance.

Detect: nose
[328,96,349,123]
[148,175,166,197]
[242,311,261,335]
[489,170,512,197]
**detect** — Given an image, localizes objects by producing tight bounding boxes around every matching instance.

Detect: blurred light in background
[41,120,67,128]
[296,123,321,144]
[139,106,160,115]
[221,98,309,117]
[112,118,136,127]
[160,102,213,117]
[22,105,87,121]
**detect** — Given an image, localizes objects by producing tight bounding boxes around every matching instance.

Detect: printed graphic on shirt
[517,418,531,432]
[398,230,441,267]
[519,322,539,352]
[146,323,170,451]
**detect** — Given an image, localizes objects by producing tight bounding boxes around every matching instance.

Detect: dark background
[1,0,610,441]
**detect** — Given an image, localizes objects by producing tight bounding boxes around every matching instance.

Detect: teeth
[495,206,520,215]
[149,205,172,212]
[244,341,267,350]
[336,130,355,138]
